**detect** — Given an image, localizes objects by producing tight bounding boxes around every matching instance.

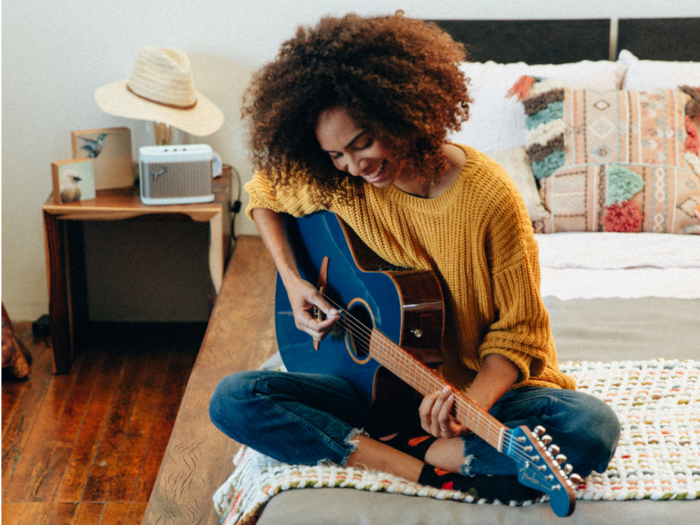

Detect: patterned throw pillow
[511,76,700,234]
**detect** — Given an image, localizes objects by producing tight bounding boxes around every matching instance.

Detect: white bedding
[535,232,700,270]
[536,233,700,299]
[540,268,700,300]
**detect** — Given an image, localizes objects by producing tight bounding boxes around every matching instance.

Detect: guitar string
[316,293,568,480]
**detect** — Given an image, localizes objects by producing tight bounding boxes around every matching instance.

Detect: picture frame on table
[70,126,134,190]
[51,158,96,204]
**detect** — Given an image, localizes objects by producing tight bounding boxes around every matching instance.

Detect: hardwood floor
[2,321,205,525]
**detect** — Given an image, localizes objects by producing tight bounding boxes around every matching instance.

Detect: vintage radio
[139,144,222,205]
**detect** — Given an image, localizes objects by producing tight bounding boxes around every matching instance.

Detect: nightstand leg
[43,211,73,374]
[208,211,225,310]
[66,221,89,357]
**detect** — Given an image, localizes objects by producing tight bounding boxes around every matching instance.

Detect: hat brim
[95,79,224,137]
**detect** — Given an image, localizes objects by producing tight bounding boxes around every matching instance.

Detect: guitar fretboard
[370,330,507,451]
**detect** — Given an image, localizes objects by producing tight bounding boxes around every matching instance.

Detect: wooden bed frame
[143,17,699,524]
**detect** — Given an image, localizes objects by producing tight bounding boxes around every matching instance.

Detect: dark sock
[417,464,543,502]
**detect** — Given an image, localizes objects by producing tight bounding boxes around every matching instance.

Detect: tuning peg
[569,473,583,485]
[548,444,560,455]
[555,454,567,465]
[534,425,546,436]
[564,464,573,474]
[541,434,553,445]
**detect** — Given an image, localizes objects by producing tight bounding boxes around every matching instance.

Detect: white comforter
[536,233,700,299]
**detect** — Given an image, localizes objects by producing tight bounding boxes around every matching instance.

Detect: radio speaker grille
[141,160,212,198]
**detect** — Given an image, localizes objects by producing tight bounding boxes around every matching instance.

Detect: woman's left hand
[419,385,469,438]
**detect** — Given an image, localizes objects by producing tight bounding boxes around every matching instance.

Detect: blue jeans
[209,370,619,478]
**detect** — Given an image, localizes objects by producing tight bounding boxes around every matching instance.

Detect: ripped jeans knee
[457,387,619,478]
[338,427,369,467]
[459,442,477,477]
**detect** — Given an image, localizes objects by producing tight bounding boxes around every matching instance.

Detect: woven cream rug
[213,359,700,525]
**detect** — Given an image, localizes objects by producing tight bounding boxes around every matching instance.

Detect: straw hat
[95,47,224,137]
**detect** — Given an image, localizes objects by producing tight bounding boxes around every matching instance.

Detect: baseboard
[87,321,209,351]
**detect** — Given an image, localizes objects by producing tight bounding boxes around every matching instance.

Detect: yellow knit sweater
[245,145,576,393]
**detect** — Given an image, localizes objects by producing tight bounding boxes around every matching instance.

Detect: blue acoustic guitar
[275,211,580,517]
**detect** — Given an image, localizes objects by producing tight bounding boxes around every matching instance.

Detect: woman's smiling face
[315,106,406,189]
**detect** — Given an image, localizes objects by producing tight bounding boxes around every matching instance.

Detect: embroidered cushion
[518,78,700,234]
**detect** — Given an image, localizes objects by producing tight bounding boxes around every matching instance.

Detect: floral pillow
[510,76,700,234]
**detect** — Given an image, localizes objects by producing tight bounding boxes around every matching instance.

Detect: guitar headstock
[504,425,580,518]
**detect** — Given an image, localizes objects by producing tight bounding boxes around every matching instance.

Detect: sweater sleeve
[245,170,326,219]
[476,171,555,385]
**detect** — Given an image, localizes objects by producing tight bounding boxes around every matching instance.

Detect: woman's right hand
[252,208,340,341]
[286,276,340,341]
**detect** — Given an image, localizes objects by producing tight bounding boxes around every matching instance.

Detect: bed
[143,17,700,525]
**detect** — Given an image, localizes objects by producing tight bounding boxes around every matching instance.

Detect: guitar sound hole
[346,302,373,360]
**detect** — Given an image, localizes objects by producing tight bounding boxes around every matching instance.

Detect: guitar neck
[371,330,508,452]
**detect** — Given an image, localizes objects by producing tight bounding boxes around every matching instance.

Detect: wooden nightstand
[42,170,231,374]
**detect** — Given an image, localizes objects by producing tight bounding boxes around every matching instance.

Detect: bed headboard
[430,18,700,63]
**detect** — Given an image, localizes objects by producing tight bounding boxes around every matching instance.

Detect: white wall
[3,0,699,321]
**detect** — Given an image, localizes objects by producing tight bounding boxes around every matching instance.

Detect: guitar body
[275,211,444,406]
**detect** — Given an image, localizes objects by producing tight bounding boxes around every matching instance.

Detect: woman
[210,12,619,503]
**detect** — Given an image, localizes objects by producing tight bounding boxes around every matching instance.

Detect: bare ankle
[346,435,424,482]
[424,437,463,474]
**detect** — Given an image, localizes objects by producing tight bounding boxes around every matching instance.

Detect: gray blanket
[256,297,700,525]
[545,297,700,362]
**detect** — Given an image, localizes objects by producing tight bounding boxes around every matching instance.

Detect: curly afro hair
[242,11,472,205]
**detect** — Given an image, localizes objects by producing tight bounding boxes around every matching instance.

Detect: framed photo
[71,127,134,190]
[51,158,96,204]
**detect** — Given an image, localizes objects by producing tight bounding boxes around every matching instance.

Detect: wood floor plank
[132,418,175,503]
[2,337,55,498]
[54,349,106,444]
[154,347,197,422]
[99,502,129,525]
[54,353,127,502]
[71,502,104,525]
[2,377,29,439]
[15,502,52,525]
[2,324,39,438]
[29,442,74,502]
[1,330,52,444]
[125,502,147,525]
[2,438,24,500]
[42,502,78,525]
[3,350,83,502]
[106,418,154,502]
[81,352,148,502]
[1,502,27,525]
[128,352,170,422]
[30,351,108,503]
